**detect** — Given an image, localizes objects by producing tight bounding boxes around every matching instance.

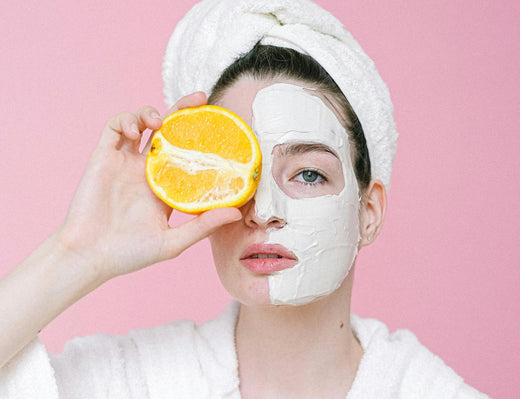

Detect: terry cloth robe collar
[130,300,482,398]
[128,300,242,398]
[3,300,488,398]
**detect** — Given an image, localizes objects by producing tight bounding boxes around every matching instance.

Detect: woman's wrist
[50,225,113,288]
[0,231,106,367]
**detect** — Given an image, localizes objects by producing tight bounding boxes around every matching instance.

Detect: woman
[0,1,489,398]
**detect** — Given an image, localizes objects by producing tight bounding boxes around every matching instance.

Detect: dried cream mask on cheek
[252,83,361,306]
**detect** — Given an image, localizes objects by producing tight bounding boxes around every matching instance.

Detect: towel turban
[163,0,398,189]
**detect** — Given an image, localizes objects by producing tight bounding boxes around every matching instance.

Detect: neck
[236,269,362,399]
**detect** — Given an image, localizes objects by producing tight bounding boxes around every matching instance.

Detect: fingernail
[151,112,161,119]
[131,123,139,134]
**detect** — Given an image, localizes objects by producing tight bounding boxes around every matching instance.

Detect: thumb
[158,207,242,261]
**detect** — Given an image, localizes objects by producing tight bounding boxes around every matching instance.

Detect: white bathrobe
[0,301,489,398]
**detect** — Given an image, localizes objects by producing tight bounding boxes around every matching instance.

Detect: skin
[0,77,387,399]
[210,76,387,398]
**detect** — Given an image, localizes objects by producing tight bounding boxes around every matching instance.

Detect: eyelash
[293,168,328,185]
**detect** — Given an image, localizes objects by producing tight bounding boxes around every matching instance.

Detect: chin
[217,269,272,307]
[225,280,333,308]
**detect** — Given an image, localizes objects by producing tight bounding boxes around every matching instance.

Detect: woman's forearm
[0,232,104,368]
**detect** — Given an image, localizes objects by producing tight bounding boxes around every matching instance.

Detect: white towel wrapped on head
[163,0,398,189]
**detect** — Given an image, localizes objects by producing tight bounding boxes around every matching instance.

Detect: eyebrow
[278,142,339,159]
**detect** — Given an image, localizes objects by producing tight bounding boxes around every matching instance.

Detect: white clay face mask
[252,83,361,306]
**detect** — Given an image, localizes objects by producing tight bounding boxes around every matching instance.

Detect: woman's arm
[0,92,241,368]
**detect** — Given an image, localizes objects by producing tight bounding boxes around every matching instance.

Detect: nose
[242,198,286,230]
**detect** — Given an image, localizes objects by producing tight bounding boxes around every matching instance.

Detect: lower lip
[240,257,298,274]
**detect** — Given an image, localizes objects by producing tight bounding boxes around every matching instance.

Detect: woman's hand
[55,92,242,282]
[0,92,242,368]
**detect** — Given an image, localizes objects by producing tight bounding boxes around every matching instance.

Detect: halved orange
[145,105,261,214]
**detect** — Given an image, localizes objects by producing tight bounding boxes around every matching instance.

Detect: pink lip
[240,243,298,274]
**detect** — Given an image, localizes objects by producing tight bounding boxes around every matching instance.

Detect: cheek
[265,186,361,305]
[209,225,237,291]
[209,222,239,262]
[209,225,271,306]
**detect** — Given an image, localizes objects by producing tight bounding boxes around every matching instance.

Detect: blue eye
[302,170,319,182]
[294,169,326,184]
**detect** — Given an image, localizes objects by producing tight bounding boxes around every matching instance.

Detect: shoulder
[348,315,490,399]
[51,301,241,398]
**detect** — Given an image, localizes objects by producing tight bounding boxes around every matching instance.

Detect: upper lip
[240,243,298,261]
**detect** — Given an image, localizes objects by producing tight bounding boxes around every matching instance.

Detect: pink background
[1,1,518,397]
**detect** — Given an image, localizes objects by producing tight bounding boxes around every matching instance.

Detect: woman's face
[209,78,361,306]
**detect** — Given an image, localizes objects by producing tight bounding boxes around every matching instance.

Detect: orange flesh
[145,105,261,213]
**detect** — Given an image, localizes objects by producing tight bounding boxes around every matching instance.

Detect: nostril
[267,217,286,228]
